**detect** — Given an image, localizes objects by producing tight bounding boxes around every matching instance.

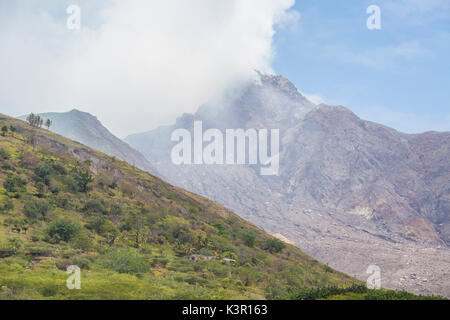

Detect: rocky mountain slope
[125,73,450,297]
[19,110,158,176]
[0,112,371,299]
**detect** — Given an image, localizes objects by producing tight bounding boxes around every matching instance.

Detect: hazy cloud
[301,92,325,105]
[0,0,298,137]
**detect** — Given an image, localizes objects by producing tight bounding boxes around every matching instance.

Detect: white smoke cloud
[0,0,298,137]
[301,92,325,105]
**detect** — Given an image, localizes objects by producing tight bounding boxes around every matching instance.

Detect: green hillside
[0,113,440,300]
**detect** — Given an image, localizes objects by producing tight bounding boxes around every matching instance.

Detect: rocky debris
[272,233,294,245]
[187,254,216,262]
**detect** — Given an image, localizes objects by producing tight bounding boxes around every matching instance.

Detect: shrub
[0,148,10,160]
[70,233,94,252]
[120,181,137,197]
[60,175,78,193]
[86,216,117,236]
[52,162,67,175]
[0,242,18,258]
[109,181,118,189]
[40,284,59,297]
[324,265,334,273]
[83,199,107,214]
[54,193,71,209]
[35,182,45,198]
[19,151,38,168]
[1,198,14,214]
[241,230,256,247]
[55,259,72,271]
[264,238,285,253]
[24,244,54,257]
[3,173,27,193]
[72,257,91,270]
[177,229,195,245]
[98,249,150,274]
[1,162,14,171]
[109,203,122,216]
[291,285,367,300]
[212,222,227,236]
[23,198,51,220]
[71,166,94,193]
[45,219,81,243]
[34,163,53,185]
[208,234,235,253]
[1,126,8,136]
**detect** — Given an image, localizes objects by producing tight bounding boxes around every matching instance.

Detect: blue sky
[273,0,450,133]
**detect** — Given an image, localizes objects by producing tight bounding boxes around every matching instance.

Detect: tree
[34,162,54,186]
[26,113,44,128]
[26,133,37,152]
[44,119,52,130]
[8,125,16,138]
[71,166,94,193]
[26,113,36,126]
[1,125,8,136]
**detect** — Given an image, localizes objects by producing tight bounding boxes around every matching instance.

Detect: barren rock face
[20,109,159,177]
[126,73,450,297]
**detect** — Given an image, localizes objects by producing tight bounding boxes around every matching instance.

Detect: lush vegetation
[283,284,444,300]
[0,113,441,300]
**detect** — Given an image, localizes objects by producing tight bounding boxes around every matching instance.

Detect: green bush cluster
[45,219,81,243]
[3,173,27,193]
[263,238,285,253]
[98,249,150,274]
[24,198,52,220]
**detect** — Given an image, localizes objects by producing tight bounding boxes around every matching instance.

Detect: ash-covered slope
[19,109,158,176]
[126,73,450,297]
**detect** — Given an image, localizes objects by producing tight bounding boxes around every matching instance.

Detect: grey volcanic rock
[19,109,159,176]
[126,73,450,297]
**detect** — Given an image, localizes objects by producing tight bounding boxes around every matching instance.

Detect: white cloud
[301,92,325,105]
[0,0,298,137]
